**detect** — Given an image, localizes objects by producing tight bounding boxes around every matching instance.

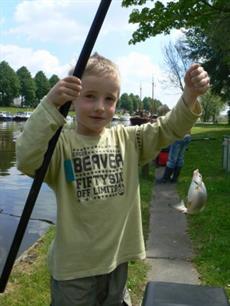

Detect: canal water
[0,118,130,275]
[0,121,56,275]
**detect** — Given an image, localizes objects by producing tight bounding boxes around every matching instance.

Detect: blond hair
[69,52,120,84]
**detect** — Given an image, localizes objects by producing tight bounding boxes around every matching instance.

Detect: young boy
[16,53,209,306]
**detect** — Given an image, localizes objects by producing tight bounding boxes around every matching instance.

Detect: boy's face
[73,74,119,136]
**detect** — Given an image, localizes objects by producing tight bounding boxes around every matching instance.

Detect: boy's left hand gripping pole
[0,0,112,293]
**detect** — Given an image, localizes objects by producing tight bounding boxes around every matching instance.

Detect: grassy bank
[0,228,55,305]
[128,166,154,304]
[177,123,230,298]
[0,169,154,306]
[0,106,33,114]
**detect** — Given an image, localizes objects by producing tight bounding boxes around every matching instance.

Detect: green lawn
[0,106,34,113]
[177,123,230,298]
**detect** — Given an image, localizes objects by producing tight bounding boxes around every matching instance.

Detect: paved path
[146,167,200,284]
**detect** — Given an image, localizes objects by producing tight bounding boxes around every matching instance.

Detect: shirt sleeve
[16,97,66,178]
[127,97,201,166]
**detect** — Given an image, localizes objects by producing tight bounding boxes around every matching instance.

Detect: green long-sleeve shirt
[16,97,201,280]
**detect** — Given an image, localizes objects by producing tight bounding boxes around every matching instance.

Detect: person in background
[16,53,209,306]
[154,105,171,166]
[156,130,192,183]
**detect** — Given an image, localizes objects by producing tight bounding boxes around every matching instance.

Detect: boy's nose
[94,98,105,112]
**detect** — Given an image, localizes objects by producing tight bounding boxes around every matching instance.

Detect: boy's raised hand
[183,64,210,108]
[46,76,82,108]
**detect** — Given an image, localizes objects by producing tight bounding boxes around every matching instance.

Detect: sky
[0,0,185,109]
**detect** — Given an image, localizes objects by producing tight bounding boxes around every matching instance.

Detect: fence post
[222,135,230,172]
[227,137,230,172]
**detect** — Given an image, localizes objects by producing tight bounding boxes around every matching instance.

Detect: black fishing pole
[0,0,112,293]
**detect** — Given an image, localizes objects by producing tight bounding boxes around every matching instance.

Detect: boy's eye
[85,94,95,99]
[106,96,116,103]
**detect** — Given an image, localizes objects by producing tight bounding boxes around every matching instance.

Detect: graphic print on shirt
[72,145,124,202]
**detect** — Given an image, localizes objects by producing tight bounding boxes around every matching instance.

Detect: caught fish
[173,169,207,214]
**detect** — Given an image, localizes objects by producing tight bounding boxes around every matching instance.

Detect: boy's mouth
[89,116,105,120]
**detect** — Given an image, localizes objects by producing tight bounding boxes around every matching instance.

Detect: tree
[118,93,134,113]
[17,66,36,107]
[122,0,230,100]
[0,61,20,106]
[183,28,230,100]
[153,99,162,113]
[122,0,230,54]
[129,93,141,111]
[143,97,162,113]
[117,93,127,109]
[163,40,192,92]
[49,74,60,88]
[34,71,50,103]
[157,104,170,116]
[200,90,225,122]
[118,92,162,114]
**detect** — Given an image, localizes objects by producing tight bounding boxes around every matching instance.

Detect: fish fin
[172,200,188,213]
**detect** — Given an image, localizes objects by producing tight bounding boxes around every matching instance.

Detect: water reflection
[0,122,19,176]
[0,121,56,274]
